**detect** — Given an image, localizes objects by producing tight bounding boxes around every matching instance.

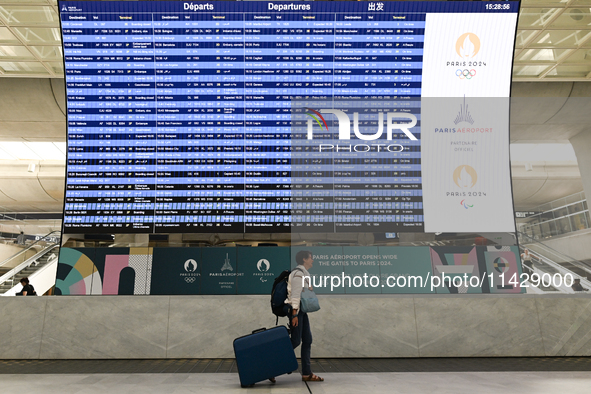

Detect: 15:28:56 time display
[485,3,511,10]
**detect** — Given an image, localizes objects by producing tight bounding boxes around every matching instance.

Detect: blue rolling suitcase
[233,326,298,387]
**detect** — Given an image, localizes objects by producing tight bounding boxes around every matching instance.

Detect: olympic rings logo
[456,69,476,79]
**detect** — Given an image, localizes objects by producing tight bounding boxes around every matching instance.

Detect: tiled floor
[2,372,591,394]
[2,357,591,374]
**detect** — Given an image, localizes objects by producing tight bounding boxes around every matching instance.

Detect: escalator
[0,231,60,296]
[518,231,591,293]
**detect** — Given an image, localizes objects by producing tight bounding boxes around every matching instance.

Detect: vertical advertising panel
[421,12,518,233]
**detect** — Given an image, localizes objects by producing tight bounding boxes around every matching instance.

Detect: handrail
[527,191,586,216]
[0,243,59,288]
[517,230,589,266]
[522,247,591,291]
[0,230,60,269]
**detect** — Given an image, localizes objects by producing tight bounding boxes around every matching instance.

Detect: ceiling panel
[518,7,565,28]
[547,63,591,77]
[516,29,541,47]
[513,65,553,77]
[516,47,573,62]
[0,5,58,26]
[0,26,20,44]
[12,27,61,45]
[561,47,591,62]
[0,1,588,81]
[0,45,36,59]
[0,60,50,75]
[528,30,591,48]
[547,8,591,28]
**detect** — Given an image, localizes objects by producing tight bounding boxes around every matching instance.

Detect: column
[570,130,591,212]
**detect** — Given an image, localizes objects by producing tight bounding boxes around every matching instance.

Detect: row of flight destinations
[62,27,424,35]
[65,158,421,165]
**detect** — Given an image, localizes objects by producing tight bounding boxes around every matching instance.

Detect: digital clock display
[486,3,512,10]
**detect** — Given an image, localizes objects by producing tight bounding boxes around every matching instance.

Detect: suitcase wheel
[287,371,292,374]
[241,384,255,388]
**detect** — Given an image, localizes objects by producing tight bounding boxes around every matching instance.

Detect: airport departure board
[60,1,519,234]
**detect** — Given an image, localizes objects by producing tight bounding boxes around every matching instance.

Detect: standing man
[521,248,533,275]
[286,250,324,382]
[15,231,25,245]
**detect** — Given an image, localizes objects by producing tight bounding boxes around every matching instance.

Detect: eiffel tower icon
[221,253,233,272]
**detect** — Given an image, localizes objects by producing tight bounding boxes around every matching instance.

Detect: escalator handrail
[522,248,591,290]
[0,243,59,287]
[0,230,61,268]
[517,230,589,268]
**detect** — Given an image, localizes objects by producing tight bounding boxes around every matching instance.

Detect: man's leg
[300,312,312,376]
[290,312,303,349]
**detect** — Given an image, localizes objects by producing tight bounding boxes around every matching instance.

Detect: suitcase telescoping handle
[251,327,267,334]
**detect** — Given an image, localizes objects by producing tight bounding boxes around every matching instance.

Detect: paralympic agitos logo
[304,108,418,153]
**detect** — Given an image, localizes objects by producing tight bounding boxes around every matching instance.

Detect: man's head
[296,250,314,269]
[295,250,312,266]
[574,279,581,284]
[20,277,29,285]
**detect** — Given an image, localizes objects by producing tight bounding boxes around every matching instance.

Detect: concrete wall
[2,294,591,359]
[0,244,40,269]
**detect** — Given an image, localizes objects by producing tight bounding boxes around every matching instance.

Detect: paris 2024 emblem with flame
[452,165,478,210]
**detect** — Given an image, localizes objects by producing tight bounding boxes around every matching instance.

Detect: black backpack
[270,267,304,324]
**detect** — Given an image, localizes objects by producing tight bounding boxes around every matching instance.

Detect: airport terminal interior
[1,0,591,393]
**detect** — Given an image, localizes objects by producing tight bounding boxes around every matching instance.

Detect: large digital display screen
[60,1,519,234]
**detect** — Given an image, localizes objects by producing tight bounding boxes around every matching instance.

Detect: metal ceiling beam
[538,27,591,79]
[0,9,56,77]
[516,1,572,61]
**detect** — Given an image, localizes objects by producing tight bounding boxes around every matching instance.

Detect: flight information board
[60,1,519,234]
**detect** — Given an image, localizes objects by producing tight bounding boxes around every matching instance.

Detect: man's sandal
[302,374,324,382]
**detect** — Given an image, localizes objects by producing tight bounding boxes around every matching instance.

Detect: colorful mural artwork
[56,246,524,295]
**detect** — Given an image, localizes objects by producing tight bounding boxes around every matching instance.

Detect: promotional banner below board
[379,247,435,294]
[236,247,290,295]
[151,248,202,295]
[55,246,524,295]
[291,246,437,294]
[201,247,239,295]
